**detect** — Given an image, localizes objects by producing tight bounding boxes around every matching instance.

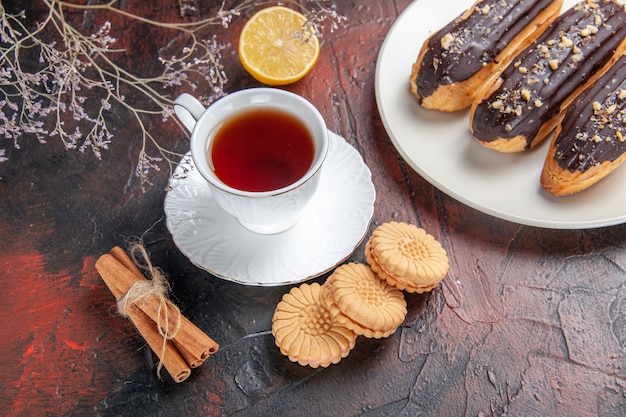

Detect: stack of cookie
[271,282,357,368]
[272,221,449,368]
[325,262,407,340]
[365,221,449,294]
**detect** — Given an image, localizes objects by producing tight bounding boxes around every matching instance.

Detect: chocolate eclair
[410,0,563,112]
[470,0,626,152]
[541,53,626,196]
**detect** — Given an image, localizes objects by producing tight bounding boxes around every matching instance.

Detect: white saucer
[164,131,376,286]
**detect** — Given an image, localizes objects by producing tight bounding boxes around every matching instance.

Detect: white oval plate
[375,0,626,229]
[164,131,375,286]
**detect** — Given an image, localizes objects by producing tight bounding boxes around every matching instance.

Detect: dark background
[1,1,625,416]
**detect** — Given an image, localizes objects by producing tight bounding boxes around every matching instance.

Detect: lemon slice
[238,6,320,85]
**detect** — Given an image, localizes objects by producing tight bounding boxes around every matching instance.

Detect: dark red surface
[1,1,626,416]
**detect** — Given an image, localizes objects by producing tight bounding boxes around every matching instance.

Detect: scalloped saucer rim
[164,130,376,286]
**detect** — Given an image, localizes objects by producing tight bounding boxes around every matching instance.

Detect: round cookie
[366,222,449,293]
[325,263,407,339]
[272,282,357,368]
[366,239,438,294]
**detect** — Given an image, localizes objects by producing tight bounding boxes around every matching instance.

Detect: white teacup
[174,88,329,234]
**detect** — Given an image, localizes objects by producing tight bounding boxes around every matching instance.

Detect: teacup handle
[173,93,206,133]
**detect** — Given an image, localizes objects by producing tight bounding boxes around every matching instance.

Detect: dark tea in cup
[209,108,315,192]
[174,88,328,234]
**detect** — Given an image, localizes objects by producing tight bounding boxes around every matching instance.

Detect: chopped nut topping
[592,101,602,113]
[594,15,602,26]
[520,88,531,101]
[491,100,504,110]
[559,36,574,48]
[479,5,491,15]
[549,59,560,70]
[440,33,454,50]
[534,99,543,108]
[580,28,591,37]
[619,90,626,100]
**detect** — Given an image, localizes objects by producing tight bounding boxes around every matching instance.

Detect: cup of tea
[173,88,329,234]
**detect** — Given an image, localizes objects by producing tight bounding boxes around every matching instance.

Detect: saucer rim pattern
[164,130,376,286]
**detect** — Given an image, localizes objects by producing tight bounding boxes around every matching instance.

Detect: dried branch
[0,0,345,188]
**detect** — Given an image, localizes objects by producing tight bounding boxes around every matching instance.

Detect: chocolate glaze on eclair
[410,0,562,112]
[470,0,626,153]
[541,53,626,195]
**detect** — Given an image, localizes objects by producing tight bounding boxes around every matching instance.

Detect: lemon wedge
[238,6,320,85]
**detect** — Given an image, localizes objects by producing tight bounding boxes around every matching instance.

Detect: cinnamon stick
[109,246,144,282]
[107,248,219,365]
[97,248,219,368]
[125,307,191,383]
[96,255,191,382]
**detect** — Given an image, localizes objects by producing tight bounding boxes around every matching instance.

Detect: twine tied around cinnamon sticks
[117,243,182,378]
[95,245,219,383]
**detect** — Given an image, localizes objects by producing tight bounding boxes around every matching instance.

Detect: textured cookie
[325,263,407,339]
[272,282,357,368]
[366,222,449,292]
[366,242,440,294]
